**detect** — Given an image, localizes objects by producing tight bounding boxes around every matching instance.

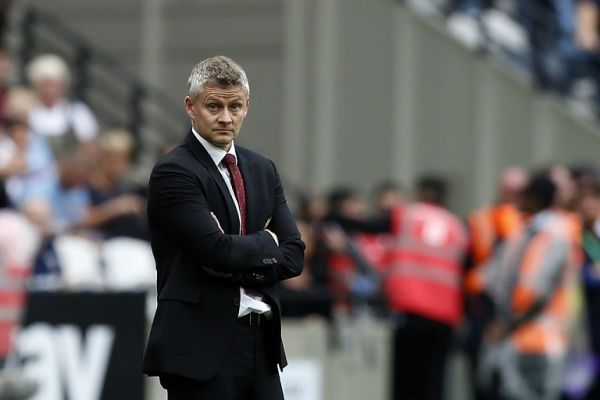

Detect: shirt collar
[191,127,237,167]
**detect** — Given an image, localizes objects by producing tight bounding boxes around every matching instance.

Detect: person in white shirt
[26,54,99,158]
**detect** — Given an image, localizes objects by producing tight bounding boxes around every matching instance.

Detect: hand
[265,229,278,245]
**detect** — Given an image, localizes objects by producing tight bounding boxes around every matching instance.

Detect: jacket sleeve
[148,160,284,274]
[240,161,305,287]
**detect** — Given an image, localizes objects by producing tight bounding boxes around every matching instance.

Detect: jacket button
[253,273,264,281]
[233,298,240,306]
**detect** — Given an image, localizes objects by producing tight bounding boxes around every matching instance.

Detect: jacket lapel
[184,131,240,234]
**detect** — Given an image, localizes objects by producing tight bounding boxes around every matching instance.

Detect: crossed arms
[148,160,305,287]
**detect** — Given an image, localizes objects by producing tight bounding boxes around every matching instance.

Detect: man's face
[185,84,249,151]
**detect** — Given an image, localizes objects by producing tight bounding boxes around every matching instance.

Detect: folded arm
[148,161,284,275]
[239,161,305,287]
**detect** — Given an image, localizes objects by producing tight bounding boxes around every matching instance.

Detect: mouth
[214,129,233,134]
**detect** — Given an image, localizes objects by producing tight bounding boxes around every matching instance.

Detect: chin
[213,139,232,149]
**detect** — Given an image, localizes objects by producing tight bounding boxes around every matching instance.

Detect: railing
[16,7,186,151]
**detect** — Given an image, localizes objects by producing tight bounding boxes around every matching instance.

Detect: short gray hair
[187,56,250,100]
[27,54,70,85]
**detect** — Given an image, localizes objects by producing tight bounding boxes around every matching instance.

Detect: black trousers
[391,313,453,400]
[160,321,283,400]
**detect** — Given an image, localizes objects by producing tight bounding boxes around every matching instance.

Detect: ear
[243,98,250,117]
[184,96,194,118]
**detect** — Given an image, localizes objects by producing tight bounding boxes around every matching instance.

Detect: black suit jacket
[142,131,305,381]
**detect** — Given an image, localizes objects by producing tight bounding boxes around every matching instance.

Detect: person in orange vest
[467,167,528,273]
[478,173,580,400]
[386,176,468,400]
[464,166,528,399]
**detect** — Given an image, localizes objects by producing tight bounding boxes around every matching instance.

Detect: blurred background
[1,0,600,399]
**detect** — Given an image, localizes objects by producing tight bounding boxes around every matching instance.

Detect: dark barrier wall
[19,292,146,400]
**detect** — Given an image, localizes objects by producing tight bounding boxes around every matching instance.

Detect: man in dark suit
[142,56,305,399]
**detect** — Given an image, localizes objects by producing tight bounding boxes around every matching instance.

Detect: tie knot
[222,153,236,166]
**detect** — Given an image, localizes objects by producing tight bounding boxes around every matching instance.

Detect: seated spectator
[21,150,91,235]
[0,124,25,196]
[81,129,148,240]
[26,54,99,159]
[1,88,57,209]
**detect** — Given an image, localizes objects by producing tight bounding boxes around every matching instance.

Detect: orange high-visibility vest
[505,211,581,355]
[465,203,523,295]
[384,203,468,325]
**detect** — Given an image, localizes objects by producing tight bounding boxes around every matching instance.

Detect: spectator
[549,163,580,210]
[386,175,468,400]
[321,188,381,313]
[572,163,600,197]
[297,188,327,225]
[0,125,25,196]
[0,47,12,123]
[371,181,403,218]
[479,173,580,400]
[1,88,57,209]
[325,186,367,222]
[279,220,333,319]
[81,129,148,240]
[20,150,91,236]
[26,54,99,159]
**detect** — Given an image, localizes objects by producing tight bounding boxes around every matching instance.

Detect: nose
[217,108,232,124]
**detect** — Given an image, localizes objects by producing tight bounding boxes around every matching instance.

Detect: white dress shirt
[192,128,272,318]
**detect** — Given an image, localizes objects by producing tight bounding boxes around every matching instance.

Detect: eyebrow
[204,95,244,102]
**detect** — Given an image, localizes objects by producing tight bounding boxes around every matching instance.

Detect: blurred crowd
[3,50,600,398]
[282,164,600,400]
[0,51,152,374]
[0,32,598,400]
[407,0,600,118]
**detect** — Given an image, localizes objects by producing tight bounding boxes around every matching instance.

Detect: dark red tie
[221,154,247,235]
